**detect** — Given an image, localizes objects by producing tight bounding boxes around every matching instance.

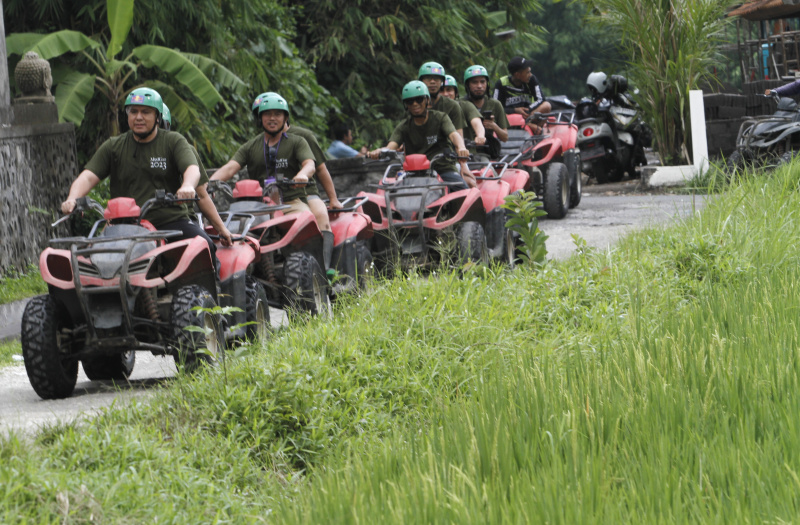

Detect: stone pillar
[0,0,12,124]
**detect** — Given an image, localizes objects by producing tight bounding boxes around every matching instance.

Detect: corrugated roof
[729,0,800,20]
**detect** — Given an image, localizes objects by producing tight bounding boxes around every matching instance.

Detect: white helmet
[586,72,608,98]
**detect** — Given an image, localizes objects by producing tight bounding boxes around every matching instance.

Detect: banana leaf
[132,45,226,111]
[5,30,100,60]
[106,0,135,60]
[55,71,97,125]
[183,53,247,94]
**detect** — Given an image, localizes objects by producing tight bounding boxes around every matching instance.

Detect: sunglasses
[404,96,427,106]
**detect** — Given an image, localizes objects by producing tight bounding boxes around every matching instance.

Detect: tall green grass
[3,163,800,522]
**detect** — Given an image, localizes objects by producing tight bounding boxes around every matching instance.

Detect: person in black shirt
[493,56,552,119]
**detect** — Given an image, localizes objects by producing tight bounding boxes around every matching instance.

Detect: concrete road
[0,181,707,436]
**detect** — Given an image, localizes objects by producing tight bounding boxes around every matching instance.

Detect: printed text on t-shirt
[150,157,167,170]
[427,136,438,145]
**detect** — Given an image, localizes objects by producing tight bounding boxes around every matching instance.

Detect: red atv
[327,196,374,293]
[357,151,487,272]
[501,107,582,219]
[212,179,332,316]
[23,191,227,399]
[468,155,532,265]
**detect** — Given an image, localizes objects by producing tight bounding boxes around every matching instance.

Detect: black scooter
[729,92,800,169]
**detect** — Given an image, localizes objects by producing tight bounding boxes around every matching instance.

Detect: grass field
[2,165,800,523]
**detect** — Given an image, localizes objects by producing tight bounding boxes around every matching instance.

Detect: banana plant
[5,0,246,136]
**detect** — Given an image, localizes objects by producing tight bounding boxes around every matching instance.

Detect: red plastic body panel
[524,136,563,168]
[104,197,141,221]
[476,178,511,213]
[216,243,256,281]
[421,188,485,229]
[249,210,322,254]
[39,237,210,290]
[330,211,374,245]
[501,169,530,194]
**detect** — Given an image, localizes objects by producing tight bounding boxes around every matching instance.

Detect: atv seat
[500,129,533,159]
[389,177,444,222]
[90,224,159,279]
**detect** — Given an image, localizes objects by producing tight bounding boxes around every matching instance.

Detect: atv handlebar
[51,196,105,228]
[329,195,369,213]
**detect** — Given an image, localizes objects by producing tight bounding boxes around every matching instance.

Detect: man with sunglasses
[367,80,474,190]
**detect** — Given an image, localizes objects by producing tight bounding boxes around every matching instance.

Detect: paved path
[0,182,707,436]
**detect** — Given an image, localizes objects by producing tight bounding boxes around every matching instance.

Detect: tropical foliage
[584,0,735,164]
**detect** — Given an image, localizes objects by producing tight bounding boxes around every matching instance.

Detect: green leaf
[6,30,100,60]
[132,45,225,110]
[485,10,507,30]
[106,0,135,59]
[183,53,247,94]
[54,71,97,125]
[105,59,137,78]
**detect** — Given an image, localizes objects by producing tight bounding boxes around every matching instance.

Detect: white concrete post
[0,0,9,108]
[689,89,708,176]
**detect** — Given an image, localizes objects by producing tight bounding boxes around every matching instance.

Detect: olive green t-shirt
[389,110,457,173]
[232,132,315,202]
[463,96,509,147]
[84,130,204,227]
[432,95,466,131]
[458,99,481,145]
[287,125,323,197]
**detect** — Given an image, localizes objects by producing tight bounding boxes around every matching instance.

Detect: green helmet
[418,61,446,81]
[464,65,489,85]
[124,87,163,115]
[258,93,290,118]
[444,75,458,88]
[251,92,279,114]
[161,104,172,130]
[402,80,430,102]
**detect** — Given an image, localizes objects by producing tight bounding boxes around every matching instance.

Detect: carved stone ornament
[14,51,54,102]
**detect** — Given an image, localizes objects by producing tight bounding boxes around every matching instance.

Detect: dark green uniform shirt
[287,125,323,197]
[464,96,509,152]
[389,110,457,174]
[432,95,466,132]
[232,132,315,202]
[84,130,204,227]
[458,99,482,145]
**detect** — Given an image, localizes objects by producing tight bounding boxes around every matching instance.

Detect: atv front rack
[50,231,183,353]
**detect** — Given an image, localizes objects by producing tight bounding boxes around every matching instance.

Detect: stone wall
[0,121,77,273]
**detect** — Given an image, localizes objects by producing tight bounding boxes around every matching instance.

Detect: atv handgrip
[51,196,105,227]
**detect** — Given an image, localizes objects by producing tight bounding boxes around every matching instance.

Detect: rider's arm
[177,165,201,199]
[449,130,476,188]
[470,117,486,145]
[62,170,101,214]
[315,164,342,208]
[292,158,316,183]
[367,141,399,159]
[210,159,243,182]
[196,183,232,246]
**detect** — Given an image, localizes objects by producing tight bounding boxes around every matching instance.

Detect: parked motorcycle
[575,72,651,184]
[729,92,800,169]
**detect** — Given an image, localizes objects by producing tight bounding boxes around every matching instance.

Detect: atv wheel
[456,221,488,264]
[543,162,570,219]
[245,276,270,340]
[171,285,224,371]
[726,150,747,173]
[22,295,79,399]
[569,163,582,209]
[283,252,332,316]
[355,241,374,290]
[82,351,135,381]
[593,158,622,184]
[778,150,798,167]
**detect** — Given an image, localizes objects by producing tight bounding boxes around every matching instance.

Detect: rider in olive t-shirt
[231,132,314,203]
[84,130,205,227]
[389,109,458,175]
